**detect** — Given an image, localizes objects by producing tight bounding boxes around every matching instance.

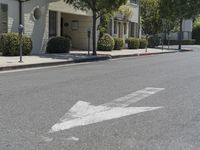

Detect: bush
[63,34,72,49]
[46,36,71,53]
[168,40,196,45]
[139,39,148,49]
[113,37,124,50]
[0,32,32,56]
[148,36,160,48]
[125,38,139,49]
[192,18,200,44]
[97,34,114,51]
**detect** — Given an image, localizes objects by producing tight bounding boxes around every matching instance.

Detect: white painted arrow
[50,87,164,133]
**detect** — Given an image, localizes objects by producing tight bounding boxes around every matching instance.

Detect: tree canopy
[140,0,162,35]
[160,0,200,49]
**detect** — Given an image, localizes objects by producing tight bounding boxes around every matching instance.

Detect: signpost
[87,28,91,56]
[18,24,24,63]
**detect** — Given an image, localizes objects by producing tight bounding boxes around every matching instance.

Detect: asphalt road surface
[1,46,200,150]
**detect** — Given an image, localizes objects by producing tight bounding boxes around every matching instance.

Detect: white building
[0,0,140,54]
[168,19,193,41]
[108,0,140,39]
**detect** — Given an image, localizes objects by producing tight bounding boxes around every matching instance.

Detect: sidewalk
[0,48,180,71]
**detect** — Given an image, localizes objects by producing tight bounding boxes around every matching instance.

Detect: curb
[155,47,193,52]
[0,55,111,71]
[0,49,192,71]
[110,50,179,59]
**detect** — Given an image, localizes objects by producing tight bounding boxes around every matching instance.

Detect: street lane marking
[50,87,164,133]
[67,136,79,141]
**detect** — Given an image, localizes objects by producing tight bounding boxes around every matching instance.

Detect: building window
[129,22,135,37]
[0,4,8,34]
[114,21,117,34]
[124,23,127,35]
[33,7,41,20]
[71,20,79,30]
[49,11,57,37]
[118,22,121,38]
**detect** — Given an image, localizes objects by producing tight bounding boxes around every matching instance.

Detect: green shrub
[113,37,124,50]
[125,37,139,49]
[148,36,160,48]
[0,32,32,56]
[192,18,200,44]
[168,40,196,45]
[46,36,71,53]
[181,40,196,45]
[97,34,114,51]
[63,34,72,49]
[63,34,72,41]
[139,39,148,49]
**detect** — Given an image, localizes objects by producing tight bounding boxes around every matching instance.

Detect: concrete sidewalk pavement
[0,48,183,71]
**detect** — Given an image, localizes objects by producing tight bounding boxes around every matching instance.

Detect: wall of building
[0,0,19,32]
[182,19,193,32]
[111,1,140,39]
[61,13,93,50]
[127,2,139,23]
[21,0,92,53]
[22,0,50,54]
[168,19,193,41]
[1,0,140,53]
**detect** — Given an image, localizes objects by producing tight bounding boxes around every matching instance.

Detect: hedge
[125,38,139,49]
[148,36,160,48]
[113,37,124,50]
[46,36,71,53]
[192,19,200,44]
[168,40,196,45]
[97,34,114,51]
[139,39,148,49]
[0,32,32,56]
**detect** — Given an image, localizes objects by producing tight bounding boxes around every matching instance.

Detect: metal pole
[168,34,170,50]
[19,33,23,62]
[88,36,90,56]
[87,30,91,56]
[18,24,24,63]
[145,35,148,53]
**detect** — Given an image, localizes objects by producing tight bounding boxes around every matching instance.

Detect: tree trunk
[178,18,183,50]
[92,12,97,55]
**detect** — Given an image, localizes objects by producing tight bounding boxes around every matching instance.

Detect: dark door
[61,17,63,36]
[49,11,57,37]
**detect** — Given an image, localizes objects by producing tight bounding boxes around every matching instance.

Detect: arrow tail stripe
[105,87,164,107]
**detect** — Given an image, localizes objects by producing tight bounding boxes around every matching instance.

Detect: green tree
[65,0,127,55]
[160,0,200,49]
[192,17,200,44]
[118,5,133,19]
[98,12,113,38]
[140,0,162,35]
